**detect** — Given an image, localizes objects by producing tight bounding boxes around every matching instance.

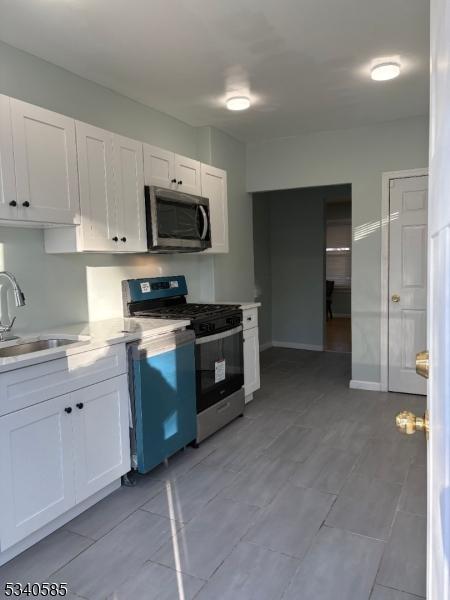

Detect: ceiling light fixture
[370,61,401,81]
[226,96,251,111]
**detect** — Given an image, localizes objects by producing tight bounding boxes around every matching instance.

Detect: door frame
[380,167,428,392]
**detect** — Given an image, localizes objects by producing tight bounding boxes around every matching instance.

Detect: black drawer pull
[76,403,84,410]
[9,200,17,207]
[64,407,72,414]
[22,201,30,207]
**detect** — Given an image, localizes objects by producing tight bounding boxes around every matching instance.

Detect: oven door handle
[195,325,243,344]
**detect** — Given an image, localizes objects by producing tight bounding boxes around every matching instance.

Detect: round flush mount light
[226,96,251,111]
[371,61,401,81]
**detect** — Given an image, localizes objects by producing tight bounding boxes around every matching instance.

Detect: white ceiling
[0,0,429,142]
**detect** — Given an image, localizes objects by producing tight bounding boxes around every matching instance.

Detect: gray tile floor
[0,349,427,600]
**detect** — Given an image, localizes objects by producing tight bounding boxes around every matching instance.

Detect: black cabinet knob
[9,200,17,207]
[64,407,72,414]
[178,180,183,185]
[112,236,119,242]
[76,403,84,410]
[121,237,127,242]
[171,178,177,183]
[22,201,30,207]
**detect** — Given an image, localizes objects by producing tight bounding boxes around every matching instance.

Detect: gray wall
[252,194,272,347]
[247,116,429,383]
[270,189,326,348]
[0,42,254,334]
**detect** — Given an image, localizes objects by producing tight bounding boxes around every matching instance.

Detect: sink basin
[0,338,79,358]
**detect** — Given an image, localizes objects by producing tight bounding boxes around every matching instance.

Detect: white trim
[380,168,428,392]
[259,341,273,352]
[349,379,381,391]
[272,341,323,351]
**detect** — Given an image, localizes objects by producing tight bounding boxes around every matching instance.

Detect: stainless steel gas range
[122,275,245,443]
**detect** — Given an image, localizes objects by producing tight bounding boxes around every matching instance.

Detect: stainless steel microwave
[145,185,211,253]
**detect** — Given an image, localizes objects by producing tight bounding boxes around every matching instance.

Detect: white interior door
[428,0,450,597]
[388,175,428,394]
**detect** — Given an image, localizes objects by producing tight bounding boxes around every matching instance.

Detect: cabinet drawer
[0,344,127,417]
[242,308,258,330]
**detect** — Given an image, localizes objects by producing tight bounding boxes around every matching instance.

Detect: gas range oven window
[195,327,244,413]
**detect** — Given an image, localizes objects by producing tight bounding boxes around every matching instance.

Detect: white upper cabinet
[201,164,229,254]
[0,95,17,221]
[175,154,201,195]
[143,146,201,195]
[10,98,80,224]
[47,124,146,253]
[114,134,146,252]
[76,121,117,252]
[143,144,176,189]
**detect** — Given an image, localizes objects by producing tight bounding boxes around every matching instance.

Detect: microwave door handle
[199,205,208,240]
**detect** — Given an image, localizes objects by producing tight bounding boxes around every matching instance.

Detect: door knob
[416,350,429,379]
[396,410,429,437]
[391,293,400,303]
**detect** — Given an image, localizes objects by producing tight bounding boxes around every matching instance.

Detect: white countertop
[217,301,261,310]
[0,317,191,373]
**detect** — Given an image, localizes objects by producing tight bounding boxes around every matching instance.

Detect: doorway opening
[325,197,352,353]
[252,183,352,359]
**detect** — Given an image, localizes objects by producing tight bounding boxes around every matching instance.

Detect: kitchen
[0,2,432,599]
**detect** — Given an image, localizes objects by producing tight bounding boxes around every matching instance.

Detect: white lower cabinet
[0,374,130,551]
[73,377,130,503]
[0,394,76,550]
[242,307,261,401]
[243,326,260,398]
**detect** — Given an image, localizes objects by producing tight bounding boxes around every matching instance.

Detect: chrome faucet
[0,272,26,341]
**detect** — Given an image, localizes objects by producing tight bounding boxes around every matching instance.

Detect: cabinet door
[201,164,229,253]
[243,327,261,398]
[143,143,175,189]
[10,98,80,224]
[76,121,118,252]
[72,376,130,503]
[113,134,146,252]
[0,395,76,550]
[175,154,201,195]
[0,95,18,220]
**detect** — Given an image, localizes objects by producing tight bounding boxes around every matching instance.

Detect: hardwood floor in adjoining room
[326,316,351,353]
[0,349,426,600]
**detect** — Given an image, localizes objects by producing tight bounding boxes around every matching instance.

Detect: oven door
[145,185,211,252]
[195,325,244,413]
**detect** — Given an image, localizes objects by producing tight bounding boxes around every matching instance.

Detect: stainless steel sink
[0,338,79,358]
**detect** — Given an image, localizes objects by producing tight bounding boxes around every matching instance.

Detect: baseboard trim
[332,313,351,318]
[259,342,273,352]
[349,379,381,391]
[272,341,324,351]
